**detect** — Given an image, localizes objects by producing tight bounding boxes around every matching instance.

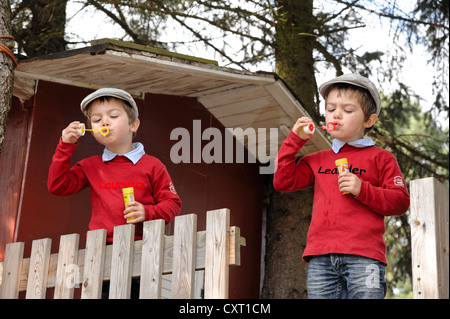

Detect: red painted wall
[0,96,33,260]
[3,80,263,298]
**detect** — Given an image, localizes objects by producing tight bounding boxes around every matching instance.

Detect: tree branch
[195,0,276,27]
[334,0,450,30]
[170,14,249,70]
[86,0,144,44]
[372,129,449,181]
[314,40,343,75]
[93,0,271,46]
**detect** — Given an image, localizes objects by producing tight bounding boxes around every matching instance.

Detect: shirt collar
[102,142,145,165]
[332,137,375,154]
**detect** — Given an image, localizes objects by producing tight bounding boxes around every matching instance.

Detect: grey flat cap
[319,74,381,116]
[80,88,138,117]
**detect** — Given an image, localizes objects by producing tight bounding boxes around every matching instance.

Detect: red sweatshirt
[273,131,410,264]
[48,139,182,243]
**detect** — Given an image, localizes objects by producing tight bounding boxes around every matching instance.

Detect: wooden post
[410,177,449,299]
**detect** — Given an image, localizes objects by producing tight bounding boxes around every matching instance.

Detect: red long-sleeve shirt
[48,139,182,243]
[273,131,410,264]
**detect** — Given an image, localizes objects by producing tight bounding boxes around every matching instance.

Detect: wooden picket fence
[0,208,246,299]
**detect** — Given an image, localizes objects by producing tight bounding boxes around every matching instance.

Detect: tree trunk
[273,0,319,121]
[0,0,14,152]
[261,0,317,299]
[262,175,314,298]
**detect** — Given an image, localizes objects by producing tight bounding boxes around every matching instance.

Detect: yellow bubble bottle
[335,158,350,194]
[122,187,136,220]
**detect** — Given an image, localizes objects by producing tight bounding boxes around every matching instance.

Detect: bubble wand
[77,123,109,137]
[303,122,335,134]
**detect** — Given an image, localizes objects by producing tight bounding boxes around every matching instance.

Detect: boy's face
[89,99,139,152]
[325,88,377,143]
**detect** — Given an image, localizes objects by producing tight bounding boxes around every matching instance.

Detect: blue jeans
[307,254,386,299]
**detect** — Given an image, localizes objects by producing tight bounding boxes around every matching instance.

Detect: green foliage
[11,0,68,57]
[371,92,449,185]
[385,214,412,299]
[404,0,449,118]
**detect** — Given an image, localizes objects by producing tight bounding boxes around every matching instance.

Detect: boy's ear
[130,118,140,132]
[364,114,378,128]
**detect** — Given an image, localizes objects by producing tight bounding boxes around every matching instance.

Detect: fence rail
[0,208,246,299]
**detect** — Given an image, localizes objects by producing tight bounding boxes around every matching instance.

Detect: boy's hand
[292,117,314,140]
[338,172,361,197]
[124,201,145,223]
[61,121,82,144]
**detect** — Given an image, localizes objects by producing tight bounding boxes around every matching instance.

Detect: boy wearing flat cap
[48,88,182,244]
[274,74,410,299]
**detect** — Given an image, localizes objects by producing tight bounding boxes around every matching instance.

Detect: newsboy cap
[80,88,138,118]
[319,74,381,116]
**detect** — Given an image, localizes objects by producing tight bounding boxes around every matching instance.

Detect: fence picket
[81,229,107,299]
[54,234,80,299]
[140,219,165,299]
[25,238,52,299]
[0,242,24,299]
[0,209,244,299]
[204,208,230,299]
[171,214,197,298]
[109,224,135,299]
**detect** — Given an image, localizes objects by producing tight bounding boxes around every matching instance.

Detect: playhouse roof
[12,39,330,160]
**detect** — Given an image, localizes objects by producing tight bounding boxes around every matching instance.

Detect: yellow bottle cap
[335,158,348,166]
[122,187,134,195]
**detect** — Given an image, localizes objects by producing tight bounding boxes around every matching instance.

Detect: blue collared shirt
[332,137,375,154]
[102,142,145,165]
